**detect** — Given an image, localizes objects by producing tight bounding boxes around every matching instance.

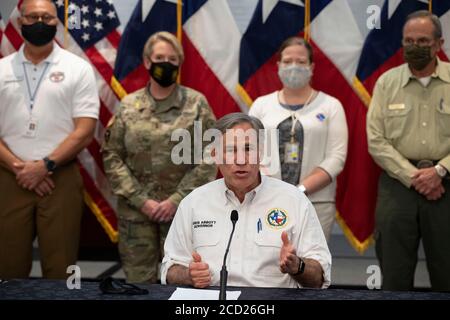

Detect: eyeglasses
[22,14,56,24]
[402,37,434,47]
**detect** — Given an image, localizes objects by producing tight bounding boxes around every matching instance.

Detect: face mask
[149,61,179,87]
[21,22,57,47]
[403,45,434,71]
[278,64,312,89]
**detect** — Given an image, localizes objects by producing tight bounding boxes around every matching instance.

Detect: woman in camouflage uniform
[102,31,217,283]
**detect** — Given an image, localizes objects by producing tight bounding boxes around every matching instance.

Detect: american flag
[0,0,121,241]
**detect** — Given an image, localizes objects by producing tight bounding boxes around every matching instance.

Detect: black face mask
[21,22,57,47]
[149,61,179,87]
[403,44,434,71]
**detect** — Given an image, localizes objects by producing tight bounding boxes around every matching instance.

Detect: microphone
[219,210,239,300]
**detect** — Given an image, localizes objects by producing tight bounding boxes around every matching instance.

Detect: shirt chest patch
[316,113,326,122]
[266,208,288,229]
[49,71,65,83]
[193,220,217,229]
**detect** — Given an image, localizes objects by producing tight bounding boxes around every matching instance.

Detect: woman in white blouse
[249,37,348,242]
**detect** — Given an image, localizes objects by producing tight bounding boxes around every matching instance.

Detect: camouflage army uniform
[102,85,217,283]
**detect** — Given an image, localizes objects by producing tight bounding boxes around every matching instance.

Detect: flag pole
[176,0,182,83]
[429,0,432,12]
[64,0,69,48]
[304,0,310,41]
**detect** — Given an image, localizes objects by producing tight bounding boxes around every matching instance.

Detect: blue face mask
[278,64,312,89]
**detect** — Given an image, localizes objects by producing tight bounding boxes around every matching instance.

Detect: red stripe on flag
[78,163,117,230]
[241,53,282,100]
[361,49,405,95]
[181,32,241,118]
[438,50,450,62]
[119,64,149,94]
[84,46,115,91]
[106,30,121,49]
[311,39,379,244]
[4,23,23,51]
[86,138,105,172]
[99,101,113,128]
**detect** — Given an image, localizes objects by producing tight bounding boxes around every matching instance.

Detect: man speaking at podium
[161,113,331,289]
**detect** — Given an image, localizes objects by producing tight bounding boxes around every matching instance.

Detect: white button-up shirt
[161,176,331,288]
[0,43,99,161]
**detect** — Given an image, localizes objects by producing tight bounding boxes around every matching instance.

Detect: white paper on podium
[168,287,241,300]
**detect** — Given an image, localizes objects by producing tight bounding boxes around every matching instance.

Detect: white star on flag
[262,0,304,23]
[141,0,180,23]
[94,21,103,31]
[81,5,89,15]
[107,10,116,19]
[94,7,102,17]
[82,19,89,28]
[389,0,430,19]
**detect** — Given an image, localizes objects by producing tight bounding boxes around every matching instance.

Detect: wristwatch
[43,157,57,173]
[292,257,305,276]
[435,164,447,178]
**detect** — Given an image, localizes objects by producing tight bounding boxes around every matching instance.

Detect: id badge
[284,142,300,163]
[24,117,38,138]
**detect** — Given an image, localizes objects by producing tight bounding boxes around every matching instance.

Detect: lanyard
[289,89,315,140]
[22,62,50,111]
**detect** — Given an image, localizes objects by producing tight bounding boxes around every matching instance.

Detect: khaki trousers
[0,162,83,279]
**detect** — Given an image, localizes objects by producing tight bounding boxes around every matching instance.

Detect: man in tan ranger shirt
[367,11,450,292]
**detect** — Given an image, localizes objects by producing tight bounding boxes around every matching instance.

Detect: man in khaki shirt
[367,11,450,291]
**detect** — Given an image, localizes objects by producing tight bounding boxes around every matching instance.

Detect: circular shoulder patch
[266,208,288,228]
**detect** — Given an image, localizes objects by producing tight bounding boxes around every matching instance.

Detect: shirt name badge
[388,104,405,110]
[193,220,217,229]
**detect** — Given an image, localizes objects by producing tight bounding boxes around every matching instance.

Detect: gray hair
[405,10,442,39]
[215,113,264,133]
[212,113,265,164]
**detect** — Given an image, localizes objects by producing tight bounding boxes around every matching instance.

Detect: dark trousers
[0,163,84,279]
[375,172,450,291]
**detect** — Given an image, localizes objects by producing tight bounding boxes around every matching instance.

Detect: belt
[408,159,438,169]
